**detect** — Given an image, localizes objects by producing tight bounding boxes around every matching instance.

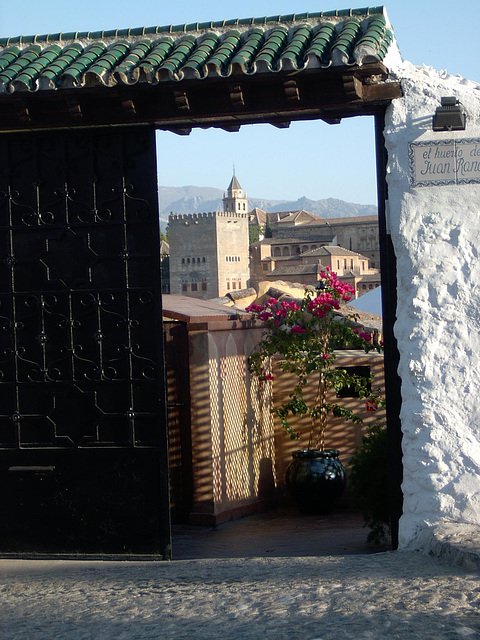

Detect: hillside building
[168,173,380,299]
[271,212,380,269]
[253,243,380,296]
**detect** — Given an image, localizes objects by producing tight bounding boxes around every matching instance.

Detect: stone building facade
[251,239,380,296]
[272,213,381,270]
[168,176,250,299]
[169,173,381,299]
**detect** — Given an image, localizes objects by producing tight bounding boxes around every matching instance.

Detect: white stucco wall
[384,62,480,547]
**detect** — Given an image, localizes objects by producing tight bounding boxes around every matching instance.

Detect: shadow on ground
[171,506,391,560]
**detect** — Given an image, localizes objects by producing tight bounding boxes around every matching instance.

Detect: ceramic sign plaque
[409,138,480,187]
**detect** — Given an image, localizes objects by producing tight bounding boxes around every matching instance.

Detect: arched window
[182,258,185,264]
[282,247,290,256]
[274,247,281,257]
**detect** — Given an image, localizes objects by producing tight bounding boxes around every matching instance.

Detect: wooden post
[375,111,404,549]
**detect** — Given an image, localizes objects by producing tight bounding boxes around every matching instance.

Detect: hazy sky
[1,1,479,205]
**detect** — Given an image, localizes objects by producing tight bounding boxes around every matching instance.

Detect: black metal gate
[0,127,171,557]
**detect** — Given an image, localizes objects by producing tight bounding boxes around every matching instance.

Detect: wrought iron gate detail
[0,128,170,556]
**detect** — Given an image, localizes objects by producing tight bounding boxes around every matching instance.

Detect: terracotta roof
[273,210,321,224]
[248,208,267,225]
[305,214,378,225]
[0,7,395,94]
[254,235,335,246]
[356,272,381,281]
[269,264,321,276]
[302,245,368,258]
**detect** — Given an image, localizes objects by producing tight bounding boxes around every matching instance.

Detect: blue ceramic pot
[285,449,346,514]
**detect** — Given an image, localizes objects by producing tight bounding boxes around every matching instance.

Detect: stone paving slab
[0,552,479,640]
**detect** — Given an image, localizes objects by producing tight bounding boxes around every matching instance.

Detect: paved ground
[171,506,390,559]
[0,508,479,640]
[1,553,479,639]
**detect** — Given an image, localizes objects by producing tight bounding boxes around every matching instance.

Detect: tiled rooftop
[305,215,378,225]
[0,7,395,94]
[269,264,321,276]
[302,245,366,257]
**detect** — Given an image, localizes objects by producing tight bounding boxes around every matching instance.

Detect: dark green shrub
[349,420,391,544]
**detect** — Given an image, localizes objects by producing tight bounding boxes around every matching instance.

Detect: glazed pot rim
[291,449,340,459]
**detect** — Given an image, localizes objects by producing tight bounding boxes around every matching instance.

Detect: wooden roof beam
[229,84,245,109]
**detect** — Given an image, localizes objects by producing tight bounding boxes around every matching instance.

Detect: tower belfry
[223,172,248,213]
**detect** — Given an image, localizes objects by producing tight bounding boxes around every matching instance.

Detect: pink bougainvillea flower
[359,332,372,342]
[290,325,306,333]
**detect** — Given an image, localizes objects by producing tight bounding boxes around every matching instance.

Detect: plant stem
[309,370,326,451]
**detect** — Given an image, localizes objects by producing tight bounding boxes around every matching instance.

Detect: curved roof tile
[0,7,396,94]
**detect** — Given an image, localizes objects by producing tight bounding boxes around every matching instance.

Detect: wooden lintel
[321,116,342,125]
[13,99,31,123]
[229,85,245,108]
[283,80,300,101]
[353,62,388,80]
[170,127,192,136]
[121,98,136,117]
[221,124,241,132]
[173,90,190,111]
[342,73,363,100]
[343,70,403,104]
[361,82,403,102]
[66,98,83,121]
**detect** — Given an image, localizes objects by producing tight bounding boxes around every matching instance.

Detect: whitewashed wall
[384,62,480,547]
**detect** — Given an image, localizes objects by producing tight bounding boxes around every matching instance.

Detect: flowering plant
[247,268,382,450]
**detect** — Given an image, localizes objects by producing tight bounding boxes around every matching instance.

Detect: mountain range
[158,185,377,225]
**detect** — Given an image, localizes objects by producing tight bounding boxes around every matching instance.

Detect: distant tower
[168,171,250,300]
[223,171,248,213]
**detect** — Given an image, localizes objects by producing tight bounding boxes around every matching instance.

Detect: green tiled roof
[0,6,395,93]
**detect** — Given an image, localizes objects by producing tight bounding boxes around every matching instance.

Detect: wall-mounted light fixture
[433,97,466,131]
